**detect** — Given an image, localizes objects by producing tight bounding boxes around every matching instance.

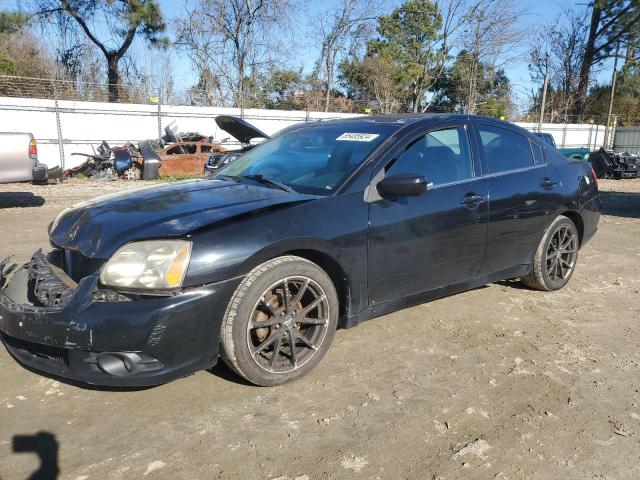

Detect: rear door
[472,122,563,275]
[367,123,488,305]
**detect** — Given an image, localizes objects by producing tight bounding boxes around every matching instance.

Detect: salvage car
[204,115,270,172]
[534,132,589,161]
[0,115,601,387]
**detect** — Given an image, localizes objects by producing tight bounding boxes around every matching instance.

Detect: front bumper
[0,252,239,387]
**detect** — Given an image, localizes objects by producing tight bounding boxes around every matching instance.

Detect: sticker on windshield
[336,132,380,142]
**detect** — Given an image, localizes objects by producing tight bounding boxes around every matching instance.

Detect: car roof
[283,114,540,145]
[302,113,513,129]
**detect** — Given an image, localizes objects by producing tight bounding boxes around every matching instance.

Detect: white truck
[0,132,48,184]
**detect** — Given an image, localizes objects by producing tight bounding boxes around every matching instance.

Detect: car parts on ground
[67,141,144,181]
[589,148,640,179]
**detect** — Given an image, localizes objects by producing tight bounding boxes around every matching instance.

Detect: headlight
[100,240,192,290]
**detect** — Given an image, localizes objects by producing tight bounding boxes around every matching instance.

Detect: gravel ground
[0,177,639,480]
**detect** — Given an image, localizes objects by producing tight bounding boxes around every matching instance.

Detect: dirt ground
[0,177,639,480]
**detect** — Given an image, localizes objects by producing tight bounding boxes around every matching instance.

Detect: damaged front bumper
[0,251,238,387]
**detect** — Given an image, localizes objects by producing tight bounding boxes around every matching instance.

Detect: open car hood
[215,115,270,144]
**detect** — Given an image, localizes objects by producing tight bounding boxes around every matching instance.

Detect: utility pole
[604,42,620,148]
[537,74,549,133]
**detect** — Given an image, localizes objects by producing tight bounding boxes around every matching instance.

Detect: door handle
[539,177,557,189]
[460,194,485,206]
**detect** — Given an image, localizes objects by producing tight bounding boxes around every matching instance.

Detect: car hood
[215,115,270,144]
[49,179,311,258]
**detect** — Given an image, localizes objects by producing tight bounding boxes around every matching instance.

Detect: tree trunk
[573,5,602,121]
[324,63,333,112]
[412,81,419,113]
[107,54,120,103]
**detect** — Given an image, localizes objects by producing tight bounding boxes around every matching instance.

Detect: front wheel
[521,215,579,291]
[220,256,339,386]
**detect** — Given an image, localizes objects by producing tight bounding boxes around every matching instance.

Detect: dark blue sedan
[0,114,601,387]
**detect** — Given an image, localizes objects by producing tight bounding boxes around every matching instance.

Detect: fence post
[610,114,618,149]
[561,121,567,149]
[52,82,65,170]
[157,98,162,139]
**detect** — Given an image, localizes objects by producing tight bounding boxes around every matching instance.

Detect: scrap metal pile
[589,148,640,179]
[65,116,270,181]
[65,129,213,181]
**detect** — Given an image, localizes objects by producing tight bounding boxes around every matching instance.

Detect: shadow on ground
[600,190,640,219]
[0,192,45,209]
[11,431,59,480]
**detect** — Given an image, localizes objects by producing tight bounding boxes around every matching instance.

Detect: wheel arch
[559,210,584,246]
[240,240,353,324]
[278,249,350,321]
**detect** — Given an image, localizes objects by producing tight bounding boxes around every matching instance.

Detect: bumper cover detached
[0,252,238,387]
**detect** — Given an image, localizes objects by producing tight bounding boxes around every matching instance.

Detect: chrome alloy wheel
[545,224,578,285]
[246,276,330,374]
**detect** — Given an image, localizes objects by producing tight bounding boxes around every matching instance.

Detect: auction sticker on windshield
[336,133,380,142]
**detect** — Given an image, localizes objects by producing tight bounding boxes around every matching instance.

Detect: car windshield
[217,122,397,195]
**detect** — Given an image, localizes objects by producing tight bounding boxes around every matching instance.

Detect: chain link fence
[0,74,373,114]
[1,74,638,169]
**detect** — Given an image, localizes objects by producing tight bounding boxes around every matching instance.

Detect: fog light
[96,352,163,376]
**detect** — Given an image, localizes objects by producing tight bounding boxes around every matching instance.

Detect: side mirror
[377,173,427,198]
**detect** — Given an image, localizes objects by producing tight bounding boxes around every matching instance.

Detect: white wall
[517,122,607,150]
[0,97,360,168]
[0,96,607,169]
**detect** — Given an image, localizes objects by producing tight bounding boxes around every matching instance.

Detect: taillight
[28,139,38,160]
[590,165,599,190]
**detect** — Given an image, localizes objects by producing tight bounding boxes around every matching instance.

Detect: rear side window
[530,141,544,165]
[388,126,473,186]
[478,125,534,174]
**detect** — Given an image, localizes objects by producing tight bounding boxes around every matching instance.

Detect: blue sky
[0,0,614,108]
[153,0,611,108]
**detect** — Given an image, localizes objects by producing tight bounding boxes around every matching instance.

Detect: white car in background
[0,132,48,184]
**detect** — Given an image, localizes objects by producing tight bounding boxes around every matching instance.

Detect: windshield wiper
[240,174,295,193]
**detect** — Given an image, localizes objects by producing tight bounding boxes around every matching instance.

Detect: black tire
[220,255,339,386]
[521,215,579,291]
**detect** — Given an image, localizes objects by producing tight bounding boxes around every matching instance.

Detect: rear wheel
[220,256,338,386]
[521,215,579,291]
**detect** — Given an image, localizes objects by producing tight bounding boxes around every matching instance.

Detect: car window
[387,126,473,186]
[167,144,197,155]
[530,141,544,165]
[478,125,534,173]
[219,123,397,195]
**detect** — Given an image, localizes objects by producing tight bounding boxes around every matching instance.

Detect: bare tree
[177,0,292,108]
[311,0,378,112]
[458,0,520,114]
[529,9,588,122]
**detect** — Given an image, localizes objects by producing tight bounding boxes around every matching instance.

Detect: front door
[367,124,488,306]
